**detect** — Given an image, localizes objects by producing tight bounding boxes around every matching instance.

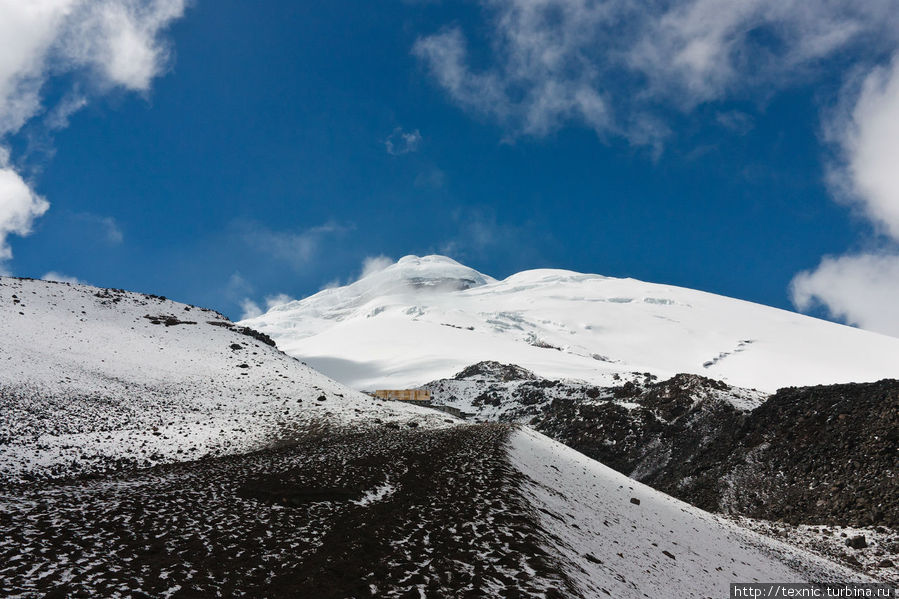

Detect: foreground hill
[0,277,446,481]
[241,255,899,393]
[0,424,876,597]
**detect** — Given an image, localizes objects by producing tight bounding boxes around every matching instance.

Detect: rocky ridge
[426,362,899,530]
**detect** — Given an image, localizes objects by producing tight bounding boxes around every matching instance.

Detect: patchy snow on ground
[0,424,576,598]
[242,255,899,393]
[0,277,453,481]
[507,427,872,599]
[424,362,767,423]
[732,517,899,585]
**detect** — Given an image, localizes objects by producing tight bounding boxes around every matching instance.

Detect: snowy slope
[0,277,450,481]
[509,427,874,597]
[241,255,899,392]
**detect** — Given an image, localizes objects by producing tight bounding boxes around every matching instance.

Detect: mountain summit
[242,255,899,392]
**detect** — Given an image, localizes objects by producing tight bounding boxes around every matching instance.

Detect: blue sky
[2,1,899,334]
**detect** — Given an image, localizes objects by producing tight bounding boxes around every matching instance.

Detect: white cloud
[239,298,263,320]
[45,93,88,130]
[263,293,294,310]
[413,23,610,139]
[238,221,351,270]
[627,1,895,106]
[226,271,252,296]
[414,1,899,144]
[229,267,297,320]
[71,212,123,244]
[238,293,295,320]
[359,255,394,279]
[100,216,124,244]
[0,154,50,261]
[385,127,423,155]
[42,270,85,284]
[310,255,396,291]
[791,253,899,337]
[827,55,899,239]
[0,0,186,136]
[790,52,899,336]
[0,0,185,270]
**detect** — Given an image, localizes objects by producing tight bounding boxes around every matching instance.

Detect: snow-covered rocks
[0,277,450,481]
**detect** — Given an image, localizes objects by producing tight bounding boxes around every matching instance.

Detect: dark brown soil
[0,423,579,598]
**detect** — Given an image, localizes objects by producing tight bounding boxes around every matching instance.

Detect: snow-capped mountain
[0,276,447,481]
[241,255,899,392]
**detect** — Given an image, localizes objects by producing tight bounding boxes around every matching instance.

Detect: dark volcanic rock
[234,325,277,347]
[144,313,197,327]
[453,361,538,382]
[540,377,899,528]
[710,380,899,528]
[533,374,746,513]
[429,362,898,528]
[847,536,868,549]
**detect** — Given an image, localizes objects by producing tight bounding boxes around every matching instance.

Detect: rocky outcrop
[532,374,747,508]
[709,380,898,527]
[429,364,898,528]
[537,377,899,528]
[453,361,539,382]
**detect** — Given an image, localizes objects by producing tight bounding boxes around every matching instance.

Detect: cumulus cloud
[790,53,899,336]
[0,0,186,135]
[0,153,49,261]
[827,56,899,239]
[414,1,899,144]
[42,271,85,284]
[791,253,899,337]
[385,127,422,155]
[0,0,185,269]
